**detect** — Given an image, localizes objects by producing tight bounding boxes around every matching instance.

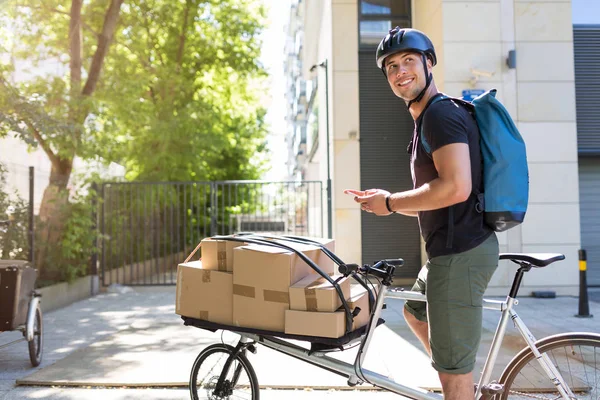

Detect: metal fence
[98,180,324,287]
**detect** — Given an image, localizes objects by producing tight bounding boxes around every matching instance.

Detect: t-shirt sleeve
[422,101,469,153]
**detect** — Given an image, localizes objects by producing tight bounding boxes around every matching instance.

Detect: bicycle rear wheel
[189,343,259,400]
[498,332,600,399]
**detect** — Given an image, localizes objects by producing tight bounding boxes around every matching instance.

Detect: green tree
[0,0,269,280]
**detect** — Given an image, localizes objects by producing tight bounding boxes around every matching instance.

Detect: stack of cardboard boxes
[176,236,371,338]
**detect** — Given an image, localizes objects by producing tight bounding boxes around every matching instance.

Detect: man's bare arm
[388,143,472,212]
[396,210,418,217]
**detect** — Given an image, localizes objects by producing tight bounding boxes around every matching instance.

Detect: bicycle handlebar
[338,258,404,284]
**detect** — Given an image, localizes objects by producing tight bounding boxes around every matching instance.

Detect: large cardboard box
[200,237,245,272]
[232,244,320,332]
[272,237,336,275]
[289,274,350,312]
[283,285,372,338]
[176,261,233,325]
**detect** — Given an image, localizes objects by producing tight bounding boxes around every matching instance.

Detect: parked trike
[0,218,43,367]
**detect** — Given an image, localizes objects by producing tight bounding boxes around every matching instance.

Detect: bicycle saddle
[499,253,565,267]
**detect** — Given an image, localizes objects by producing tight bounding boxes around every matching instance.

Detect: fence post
[575,249,593,318]
[28,166,34,264]
[90,182,99,295]
[210,182,217,237]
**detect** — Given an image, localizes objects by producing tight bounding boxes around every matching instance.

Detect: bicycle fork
[214,338,256,397]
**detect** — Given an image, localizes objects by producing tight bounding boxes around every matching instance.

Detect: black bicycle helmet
[376,27,437,108]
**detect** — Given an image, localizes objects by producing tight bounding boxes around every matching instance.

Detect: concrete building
[284,0,600,295]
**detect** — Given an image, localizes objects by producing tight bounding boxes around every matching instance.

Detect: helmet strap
[407,54,432,109]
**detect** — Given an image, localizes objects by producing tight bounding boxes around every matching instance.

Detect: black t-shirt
[411,94,493,258]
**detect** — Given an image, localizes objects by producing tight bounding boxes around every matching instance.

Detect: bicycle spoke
[193,349,254,400]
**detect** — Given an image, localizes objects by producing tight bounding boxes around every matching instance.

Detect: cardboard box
[232,244,320,332]
[200,237,245,272]
[272,237,336,275]
[283,285,373,338]
[344,285,371,331]
[285,309,345,338]
[289,274,350,312]
[175,261,233,325]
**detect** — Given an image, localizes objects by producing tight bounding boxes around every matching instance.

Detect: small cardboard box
[175,261,233,325]
[232,244,320,332]
[285,309,345,338]
[200,237,245,272]
[289,274,350,312]
[344,285,371,331]
[284,285,372,338]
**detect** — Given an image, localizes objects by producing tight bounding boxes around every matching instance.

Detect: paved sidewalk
[1,286,598,400]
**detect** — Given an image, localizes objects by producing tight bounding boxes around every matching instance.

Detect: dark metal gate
[98,180,323,286]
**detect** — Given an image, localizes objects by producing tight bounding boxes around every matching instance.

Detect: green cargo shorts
[404,234,499,375]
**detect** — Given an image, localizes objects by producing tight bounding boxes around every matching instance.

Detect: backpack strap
[417,93,456,248]
[418,93,449,155]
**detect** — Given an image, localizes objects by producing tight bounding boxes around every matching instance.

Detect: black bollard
[575,249,593,318]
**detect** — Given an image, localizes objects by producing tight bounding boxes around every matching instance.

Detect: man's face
[384,52,432,100]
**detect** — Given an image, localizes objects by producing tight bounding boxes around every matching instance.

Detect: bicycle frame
[238,281,577,400]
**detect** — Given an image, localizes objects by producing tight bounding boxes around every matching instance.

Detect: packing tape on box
[305,289,317,311]
[217,241,227,271]
[304,276,328,311]
[233,284,255,298]
[202,270,211,283]
[264,290,289,304]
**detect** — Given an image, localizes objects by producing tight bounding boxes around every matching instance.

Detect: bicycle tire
[189,343,259,400]
[28,305,43,367]
[497,332,600,399]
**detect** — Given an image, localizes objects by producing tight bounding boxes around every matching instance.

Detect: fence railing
[98,180,324,286]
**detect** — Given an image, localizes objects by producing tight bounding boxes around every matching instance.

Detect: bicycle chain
[507,389,561,400]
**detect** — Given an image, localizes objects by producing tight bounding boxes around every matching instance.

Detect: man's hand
[344,188,392,216]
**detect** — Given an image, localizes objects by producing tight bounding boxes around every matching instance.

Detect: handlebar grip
[383,258,404,267]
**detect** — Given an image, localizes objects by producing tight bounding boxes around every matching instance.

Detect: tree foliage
[0,0,270,280]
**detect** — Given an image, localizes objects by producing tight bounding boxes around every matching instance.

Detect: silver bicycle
[185,237,599,400]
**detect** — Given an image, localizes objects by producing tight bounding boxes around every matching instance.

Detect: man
[344,27,499,399]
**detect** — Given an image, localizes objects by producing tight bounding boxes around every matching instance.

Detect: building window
[359,0,411,47]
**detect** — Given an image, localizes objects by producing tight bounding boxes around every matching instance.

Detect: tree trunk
[35,157,73,282]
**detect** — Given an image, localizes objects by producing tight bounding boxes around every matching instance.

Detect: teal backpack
[419,89,529,232]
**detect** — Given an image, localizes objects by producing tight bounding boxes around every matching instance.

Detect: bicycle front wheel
[28,304,43,367]
[189,343,259,400]
[498,332,600,399]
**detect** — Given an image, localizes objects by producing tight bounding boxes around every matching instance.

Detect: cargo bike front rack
[0,218,43,367]
[181,233,442,400]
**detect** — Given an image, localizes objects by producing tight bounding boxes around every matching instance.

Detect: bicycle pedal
[481,383,504,395]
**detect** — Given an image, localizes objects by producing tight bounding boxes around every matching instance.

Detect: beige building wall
[304,0,363,264]
[414,0,580,295]
[304,0,580,294]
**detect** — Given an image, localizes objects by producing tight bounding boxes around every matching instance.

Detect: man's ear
[426,57,433,73]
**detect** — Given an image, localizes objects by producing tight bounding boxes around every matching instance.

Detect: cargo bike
[0,215,43,367]
[181,234,600,400]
